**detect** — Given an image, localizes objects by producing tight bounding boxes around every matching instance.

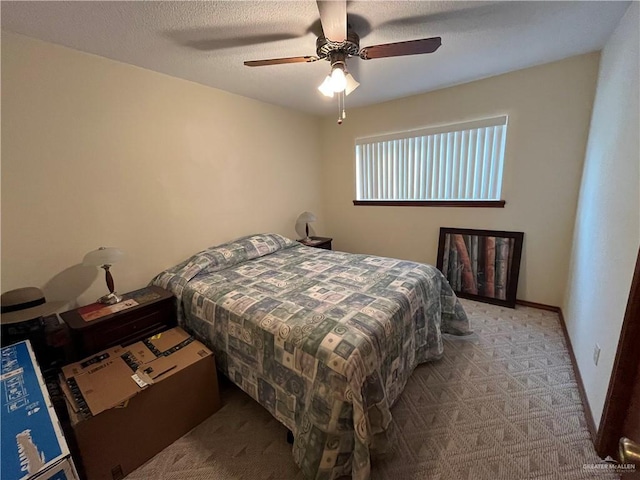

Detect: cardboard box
[1,340,80,480]
[61,327,220,480]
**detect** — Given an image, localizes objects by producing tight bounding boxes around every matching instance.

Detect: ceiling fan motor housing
[316,28,360,61]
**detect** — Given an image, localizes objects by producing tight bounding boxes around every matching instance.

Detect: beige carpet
[125,300,617,479]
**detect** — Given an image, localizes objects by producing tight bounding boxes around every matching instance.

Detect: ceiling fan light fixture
[345,72,360,96]
[318,76,335,97]
[329,65,347,93]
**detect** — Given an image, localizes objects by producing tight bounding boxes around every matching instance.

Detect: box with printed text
[1,340,79,480]
[60,327,220,480]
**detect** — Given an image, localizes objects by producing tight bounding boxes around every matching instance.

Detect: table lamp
[296,212,317,241]
[83,247,124,305]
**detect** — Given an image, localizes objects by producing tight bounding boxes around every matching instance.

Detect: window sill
[352,200,506,208]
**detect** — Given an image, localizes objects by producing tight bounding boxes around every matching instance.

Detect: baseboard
[515,299,560,312]
[556,308,598,442]
[515,300,598,442]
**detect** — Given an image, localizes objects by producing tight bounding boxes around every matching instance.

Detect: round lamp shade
[297,212,317,224]
[295,212,317,239]
[83,247,124,267]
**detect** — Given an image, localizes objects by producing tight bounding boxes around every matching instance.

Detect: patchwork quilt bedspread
[151,234,470,479]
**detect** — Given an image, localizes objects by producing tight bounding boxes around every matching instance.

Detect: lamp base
[97,292,122,305]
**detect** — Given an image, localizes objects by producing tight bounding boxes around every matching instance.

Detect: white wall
[1,32,323,307]
[320,54,600,307]
[563,2,640,427]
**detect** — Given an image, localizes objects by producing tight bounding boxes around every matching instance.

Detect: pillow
[234,233,297,258]
[172,233,297,282]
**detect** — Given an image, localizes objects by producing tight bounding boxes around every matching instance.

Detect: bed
[151,233,470,479]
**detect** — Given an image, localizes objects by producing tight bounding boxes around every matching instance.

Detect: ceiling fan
[244,0,442,124]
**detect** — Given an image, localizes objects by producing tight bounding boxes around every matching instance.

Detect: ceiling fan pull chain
[336,91,346,125]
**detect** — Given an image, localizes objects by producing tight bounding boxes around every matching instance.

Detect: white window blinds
[355,116,508,201]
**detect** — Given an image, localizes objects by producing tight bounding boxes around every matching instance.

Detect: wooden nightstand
[299,236,333,250]
[59,286,176,359]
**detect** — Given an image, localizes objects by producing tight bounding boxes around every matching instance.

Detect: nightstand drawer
[60,286,176,359]
[82,305,174,352]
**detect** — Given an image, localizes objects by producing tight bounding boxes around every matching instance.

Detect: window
[355,116,508,206]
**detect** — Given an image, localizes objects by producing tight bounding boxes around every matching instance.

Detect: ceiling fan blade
[359,37,442,60]
[316,0,347,42]
[244,56,320,67]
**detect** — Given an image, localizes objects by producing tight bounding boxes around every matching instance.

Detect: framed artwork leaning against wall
[436,228,524,308]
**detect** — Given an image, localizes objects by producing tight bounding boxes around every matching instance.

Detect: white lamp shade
[329,66,347,92]
[298,212,317,224]
[345,73,360,96]
[318,76,334,98]
[83,247,124,266]
[295,212,317,239]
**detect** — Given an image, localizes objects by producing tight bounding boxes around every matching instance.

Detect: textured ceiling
[1,1,630,116]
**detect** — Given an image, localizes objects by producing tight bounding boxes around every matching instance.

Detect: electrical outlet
[593,344,601,366]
